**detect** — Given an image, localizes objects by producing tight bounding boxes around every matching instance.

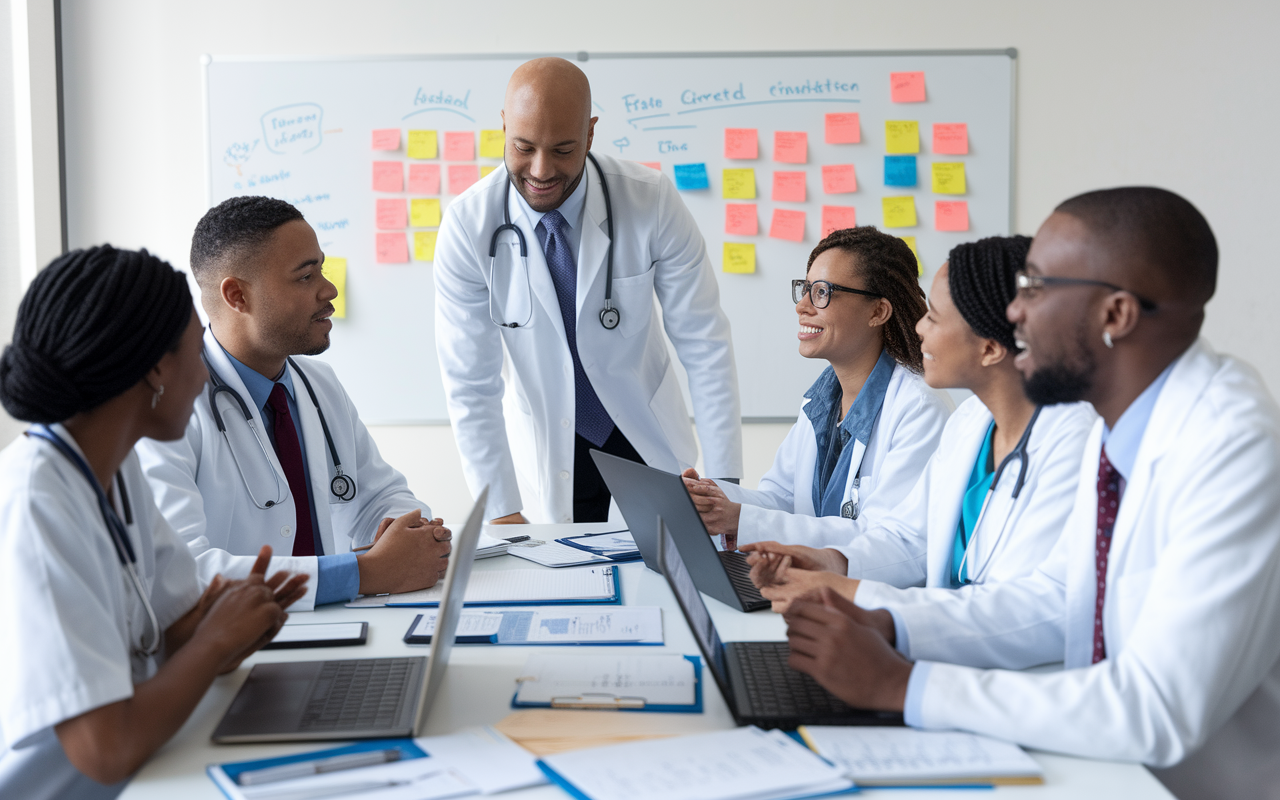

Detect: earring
[1103,331,1114,349]
[151,384,165,409]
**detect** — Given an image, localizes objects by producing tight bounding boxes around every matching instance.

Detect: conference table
[121,523,1174,800]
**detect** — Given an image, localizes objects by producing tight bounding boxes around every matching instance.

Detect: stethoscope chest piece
[599,305,621,330]
[330,471,356,502]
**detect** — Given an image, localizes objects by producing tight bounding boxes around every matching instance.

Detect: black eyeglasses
[1014,271,1157,313]
[792,279,882,309]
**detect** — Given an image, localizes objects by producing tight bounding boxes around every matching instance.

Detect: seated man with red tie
[137,196,451,610]
[775,187,1280,800]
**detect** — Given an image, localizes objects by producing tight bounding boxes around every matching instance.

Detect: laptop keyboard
[719,550,771,611]
[734,642,854,717]
[297,658,416,732]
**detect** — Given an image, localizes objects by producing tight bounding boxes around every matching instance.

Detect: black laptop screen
[657,521,731,695]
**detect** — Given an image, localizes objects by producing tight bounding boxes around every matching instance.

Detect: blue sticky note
[673,162,710,191]
[884,155,917,187]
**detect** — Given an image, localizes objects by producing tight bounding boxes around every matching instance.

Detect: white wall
[0,1,28,448]
[50,0,1280,519]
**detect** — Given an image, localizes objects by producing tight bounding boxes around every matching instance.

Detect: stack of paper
[347,566,618,608]
[474,530,511,559]
[799,726,1044,786]
[514,653,698,711]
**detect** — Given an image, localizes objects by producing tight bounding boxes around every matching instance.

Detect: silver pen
[236,749,403,786]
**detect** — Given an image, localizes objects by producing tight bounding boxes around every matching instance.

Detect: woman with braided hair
[0,245,308,798]
[684,227,952,551]
[746,235,1098,612]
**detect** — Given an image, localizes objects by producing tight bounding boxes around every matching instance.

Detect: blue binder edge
[206,738,427,798]
[535,755,860,800]
[386,565,621,607]
[511,655,702,713]
[403,610,662,646]
[556,530,643,561]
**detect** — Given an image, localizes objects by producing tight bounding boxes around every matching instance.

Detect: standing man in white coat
[138,197,451,611]
[434,57,742,524]
[779,187,1280,799]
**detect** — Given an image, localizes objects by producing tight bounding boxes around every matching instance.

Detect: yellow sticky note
[931,162,966,194]
[899,236,923,277]
[479,129,505,159]
[321,257,347,318]
[414,230,438,261]
[480,165,497,177]
[410,198,441,227]
[884,121,920,154]
[721,168,756,200]
[407,130,438,159]
[882,196,917,228]
[723,242,756,274]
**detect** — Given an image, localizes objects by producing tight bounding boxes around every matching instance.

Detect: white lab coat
[717,365,951,548]
[0,426,201,800]
[845,397,1096,600]
[136,329,430,611]
[892,339,1280,799]
[434,154,742,523]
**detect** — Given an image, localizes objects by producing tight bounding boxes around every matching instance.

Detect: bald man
[434,57,742,524]
[772,187,1280,799]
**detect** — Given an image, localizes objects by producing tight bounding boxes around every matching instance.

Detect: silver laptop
[211,487,488,743]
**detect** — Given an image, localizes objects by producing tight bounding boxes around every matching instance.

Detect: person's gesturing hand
[681,468,742,544]
[358,509,451,594]
[194,546,301,674]
[754,558,859,614]
[742,541,849,575]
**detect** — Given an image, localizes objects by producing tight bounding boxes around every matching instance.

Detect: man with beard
[137,196,451,611]
[776,187,1280,799]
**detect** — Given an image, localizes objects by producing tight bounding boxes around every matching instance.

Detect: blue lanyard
[27,425,137,566]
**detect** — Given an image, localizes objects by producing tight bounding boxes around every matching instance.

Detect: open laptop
[591,451,769,612]
[657,519,903,729]
[211,487,488,743]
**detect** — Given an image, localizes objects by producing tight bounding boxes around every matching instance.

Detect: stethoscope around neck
[488,152,620,331]
[204,353,356,509]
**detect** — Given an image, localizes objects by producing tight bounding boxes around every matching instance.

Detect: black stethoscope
[28,424,161,658]
[204,353,356,507]
[488,152,620,331]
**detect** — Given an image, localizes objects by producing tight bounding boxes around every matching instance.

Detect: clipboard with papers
[512,653,703,713]
[508,530,642,568]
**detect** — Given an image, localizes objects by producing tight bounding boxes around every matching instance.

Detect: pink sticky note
[639,161,661,170]
[725,128,758,159]
[725,204,758,236]
[891,72,927,103]
[933,123,969,155]
[376,233,409,263]
[372,128,401,151]
[769,209,806,242]
[773,131,808,164]
[821,206,858,239]
[448,164,480,195]
[408,163,441,194]
[825,113,861,144]
[936,200,970,231]
[772,171,807,203]
[376,198,407,230]
[443,131,475,161]
[372,161,403,192]
[822,164,857,194]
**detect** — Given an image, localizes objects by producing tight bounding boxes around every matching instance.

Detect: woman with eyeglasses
[683,227,952,551]
[744,235,1098,613]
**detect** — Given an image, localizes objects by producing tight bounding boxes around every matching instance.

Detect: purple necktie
[538,209,615,447]
[266,383,315,557]
[1092,446,1124,663]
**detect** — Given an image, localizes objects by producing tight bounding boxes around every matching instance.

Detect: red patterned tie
[266,383,316,557]
[1092,446,1124,663]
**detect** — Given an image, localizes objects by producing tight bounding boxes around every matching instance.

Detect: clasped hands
[359,509,453,594]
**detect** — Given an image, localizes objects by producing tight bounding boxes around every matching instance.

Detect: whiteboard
[205,50,1014,422]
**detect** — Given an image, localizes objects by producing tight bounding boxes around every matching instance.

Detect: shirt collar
[510,165,588,233]
[1100,359,1176,481]
[218,339,296,413]
[804,349,896,449]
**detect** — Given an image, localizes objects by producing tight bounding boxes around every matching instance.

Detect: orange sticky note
[821,206,857,239]
[882,196,917,228]
[936,200,970,231]
[725,204,758,236]
[891,71,926,103]
[448,164,480,195]
[376,233,408,263]
[933,123,969,155]
[772,171,806,203]
[769,209,806,242]
[408,163,441,194]
[639,161,661,170]
[822,164,857,194]
[372,129,400,151]
[376,198,407,230]
[443,131,474,161]
[773,131,808,164]
[414,231,439,261]
[825,113,861,144]
[372,161,403,193]
[723,242,756,274]
[725,128,758,159]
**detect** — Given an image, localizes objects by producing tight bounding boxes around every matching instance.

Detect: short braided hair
[946,235,1032,352]
[190,195,304,288]
[807,226,926,372]
[0,245,192,423]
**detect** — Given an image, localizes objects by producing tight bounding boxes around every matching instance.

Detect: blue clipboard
[385,565,622,608]
[556,529,642,562]
[511,655,702,713]
[207,739,426,798]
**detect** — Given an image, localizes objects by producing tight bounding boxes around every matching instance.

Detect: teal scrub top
[951,422,996,587]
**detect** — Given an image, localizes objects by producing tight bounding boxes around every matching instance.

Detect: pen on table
[236,748,403,785]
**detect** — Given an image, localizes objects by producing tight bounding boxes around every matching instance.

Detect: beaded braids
[806,226,927,373]
[946,235,1032,353]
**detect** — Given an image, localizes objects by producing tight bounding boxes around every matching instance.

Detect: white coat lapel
[509,184,567,343]
[576,161,611,321]
[202,330,289,488]
[286,359,339,557]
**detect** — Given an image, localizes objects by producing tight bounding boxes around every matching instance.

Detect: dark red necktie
[1092,446,1124,664]
[266,383,315,557]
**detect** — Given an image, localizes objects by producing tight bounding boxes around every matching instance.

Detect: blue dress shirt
[513,167,588,259]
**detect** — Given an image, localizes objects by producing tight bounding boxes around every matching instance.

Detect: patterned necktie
[1092,446,1124,663]
[538,209,615,447]
[266,383,316,557]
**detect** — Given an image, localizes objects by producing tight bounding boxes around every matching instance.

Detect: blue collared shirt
[221,344,360,605]
[514,166,589,259]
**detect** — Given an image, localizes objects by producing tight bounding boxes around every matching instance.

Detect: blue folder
[556,530,642,562]
[511,655,703,713]
[207,739,426,799]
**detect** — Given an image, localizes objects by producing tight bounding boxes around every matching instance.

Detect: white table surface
[120,523,1173,799]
